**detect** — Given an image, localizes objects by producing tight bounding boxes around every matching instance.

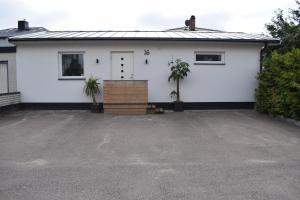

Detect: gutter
[260,42,268,72]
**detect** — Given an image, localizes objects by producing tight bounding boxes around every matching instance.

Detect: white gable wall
[16,41,262,103]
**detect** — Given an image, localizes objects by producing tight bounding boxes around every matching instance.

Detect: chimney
[189,15,195,31]
[18,20,29,31]
[184,15,196,31]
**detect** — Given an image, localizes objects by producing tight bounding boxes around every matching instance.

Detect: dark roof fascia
[0,47,16,53]
[9,37,280,44]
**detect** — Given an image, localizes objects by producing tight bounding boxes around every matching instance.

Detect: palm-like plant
[168,59,190,102]
[84,76,101,106]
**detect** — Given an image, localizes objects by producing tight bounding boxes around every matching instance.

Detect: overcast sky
[0,0,297,33]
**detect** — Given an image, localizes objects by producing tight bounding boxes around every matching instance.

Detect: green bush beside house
[255,49,300,120]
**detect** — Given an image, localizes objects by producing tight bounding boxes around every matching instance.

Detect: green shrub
[255,49,300,120]
[83,76,101,106]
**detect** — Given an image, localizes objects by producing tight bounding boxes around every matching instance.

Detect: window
[59,52,84,79]
[0,61,8,93]
[194,51,225,65]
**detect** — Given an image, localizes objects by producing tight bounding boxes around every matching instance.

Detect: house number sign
[144,49,150,55]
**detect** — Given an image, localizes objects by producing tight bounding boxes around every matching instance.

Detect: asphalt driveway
[0,110,300,200]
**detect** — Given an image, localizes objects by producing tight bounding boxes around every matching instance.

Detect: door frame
[110,51,134,80]
[0,61,9,94]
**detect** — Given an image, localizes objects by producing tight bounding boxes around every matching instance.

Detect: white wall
[16,41,262,103]
[0,52,17,93]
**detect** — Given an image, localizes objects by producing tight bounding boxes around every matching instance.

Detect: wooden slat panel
[103,80,148,114]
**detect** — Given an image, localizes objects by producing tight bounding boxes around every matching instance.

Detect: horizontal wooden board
[104,92,147,96]
[104,88,146,91]
[105,108,147,115]
[104,99,147,102]
[104,98,148,103]
[104,84,147,88]
[104,104,147,109]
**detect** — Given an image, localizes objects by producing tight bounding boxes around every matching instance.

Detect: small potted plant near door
[84,76,101,113]
[168,59,190,112]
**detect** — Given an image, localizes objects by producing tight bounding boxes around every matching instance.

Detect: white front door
[0,62,8,93]
[111,52,134,80]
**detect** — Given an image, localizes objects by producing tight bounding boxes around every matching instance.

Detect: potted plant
[84,76,101,113]
[168,59,190,112]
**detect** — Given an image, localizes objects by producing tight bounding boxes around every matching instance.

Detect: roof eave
[9,37,280,44]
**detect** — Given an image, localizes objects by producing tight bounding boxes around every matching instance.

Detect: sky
[0,0,297,34]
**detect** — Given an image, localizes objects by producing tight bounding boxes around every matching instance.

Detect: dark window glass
[62,54,84,76]
[196,54,221,61]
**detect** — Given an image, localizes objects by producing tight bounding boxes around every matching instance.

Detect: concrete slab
[0,110,299,200]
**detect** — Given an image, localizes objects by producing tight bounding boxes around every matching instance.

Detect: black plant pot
[91,104,100,113]
[174,101,184,112]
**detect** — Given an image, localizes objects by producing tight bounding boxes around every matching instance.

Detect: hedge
[255,49,300,120]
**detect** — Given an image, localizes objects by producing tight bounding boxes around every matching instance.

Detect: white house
[0,20,46,111]
[9,16,279,110]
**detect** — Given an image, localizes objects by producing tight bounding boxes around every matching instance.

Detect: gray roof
[0,27,47,38]
[9,30,279,43]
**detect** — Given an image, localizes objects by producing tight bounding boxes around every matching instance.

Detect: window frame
[194,51,225,65]
[58,51,85,80]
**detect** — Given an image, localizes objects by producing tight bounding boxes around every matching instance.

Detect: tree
[265,0,300,54]
[168,59,190,102]
[255,1,300,120]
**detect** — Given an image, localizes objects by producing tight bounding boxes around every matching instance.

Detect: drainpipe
[260,42,268,72]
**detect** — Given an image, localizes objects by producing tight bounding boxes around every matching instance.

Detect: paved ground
[0,110,299,200]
